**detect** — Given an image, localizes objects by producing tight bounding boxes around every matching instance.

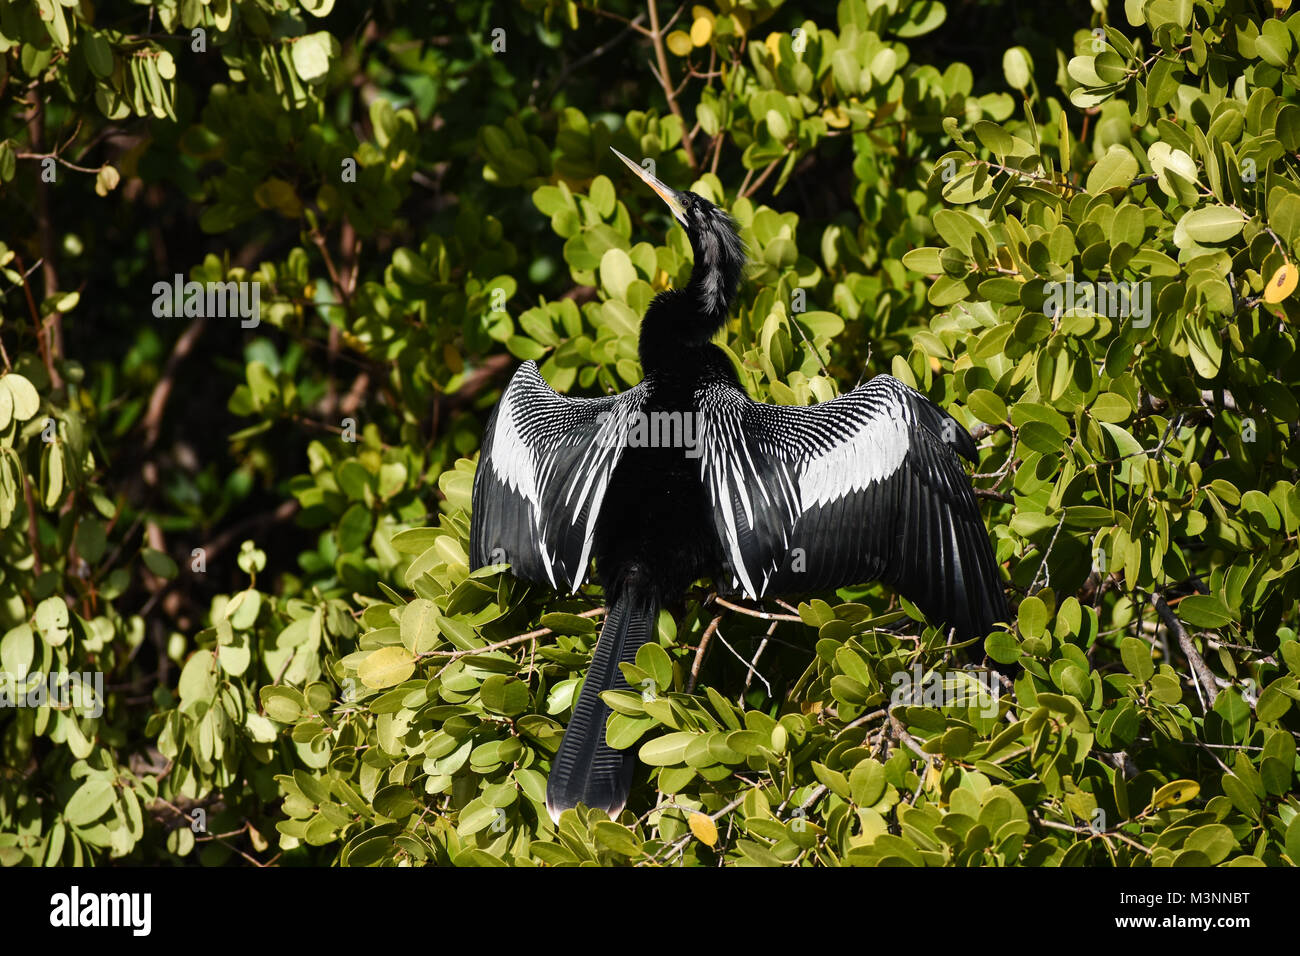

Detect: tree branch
[646,1,698,173]
[142,316,209,450]
[1153,592,1219,708]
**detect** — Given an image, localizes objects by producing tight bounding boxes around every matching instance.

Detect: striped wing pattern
[470,361,647,592]
[697,374,1006,640]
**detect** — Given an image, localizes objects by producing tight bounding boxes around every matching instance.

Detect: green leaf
[82,33,115,79]
[1267,190,1300,247]
[400,598,439,654]
[539,612,598,635]
[0,624,34,679]
[1120,637,1154,682]
[358,646,416,689]
[64,777,115,826]
[1017,596,1048,638]
[635,641,673,692]
[1086,146,1137,193]
[1286,815,1300,865]
[901,247,943,274]
[1179,206,1245,243]
[638,732,695,766]
[260,686,304,723]
[1002,47,1032,90]
[1184,824,1234,865]
[966,388,1007,424]
[592,821,641,855]
[985,631,1020,665]
[606,713,656,750]
[849,760,888,806]
[1256,677,1294,722]
[1089,392,1131,423]
[1147,142,1198,201]
[142,548,178,579]
[1176,595,1231,628]
[480,675,529,716]
[599,247,636,301]
[973,122,1013,158]
[0,141,14,184]
[291,32,333,82]
[34,596,70,647]
[178,651,217,706]
[1256,20,1293,67]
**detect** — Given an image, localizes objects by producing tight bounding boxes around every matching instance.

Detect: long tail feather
[546,586,658,822]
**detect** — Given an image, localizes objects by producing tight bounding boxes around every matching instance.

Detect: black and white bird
[470,148,1007,822]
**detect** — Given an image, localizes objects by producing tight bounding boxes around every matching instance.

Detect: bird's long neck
[638,221,743,376]
[683,220,743,326]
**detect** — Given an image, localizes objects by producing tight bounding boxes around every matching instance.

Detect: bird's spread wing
[470,361,646,591]
[697,374,1006,639]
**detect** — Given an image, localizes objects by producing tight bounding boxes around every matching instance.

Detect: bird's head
[612,147,745,323]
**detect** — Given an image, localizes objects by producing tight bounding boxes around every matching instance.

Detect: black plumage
[470,148,1008,821]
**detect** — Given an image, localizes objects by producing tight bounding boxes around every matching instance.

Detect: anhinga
[470,148,1008,822]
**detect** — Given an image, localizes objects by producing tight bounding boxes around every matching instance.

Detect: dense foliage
[1,0,1298,866]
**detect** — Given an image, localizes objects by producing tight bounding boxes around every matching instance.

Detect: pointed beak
[611,147,688,227]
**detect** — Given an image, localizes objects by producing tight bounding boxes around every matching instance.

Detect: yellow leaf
[823,106,850,129]
[1263,261,1297,304]
[690,16,712,46]
[691,5,714,24]
[95,164,120,197]
[925,761,942,789]
[689,812,718,847]
[1152,779,1200,808]
[665,30,692,57]
[248,824,268,852]
[764,32,782,64]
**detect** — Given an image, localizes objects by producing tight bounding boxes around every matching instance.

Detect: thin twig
[1033,815,1151,856]
[740,621,776,702]
[741,153,785,199]
[713,627,772,696]
[419,606,607,661]
[1029,513,1066,593]
[712,595,801,622]
[15,151,102,174]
